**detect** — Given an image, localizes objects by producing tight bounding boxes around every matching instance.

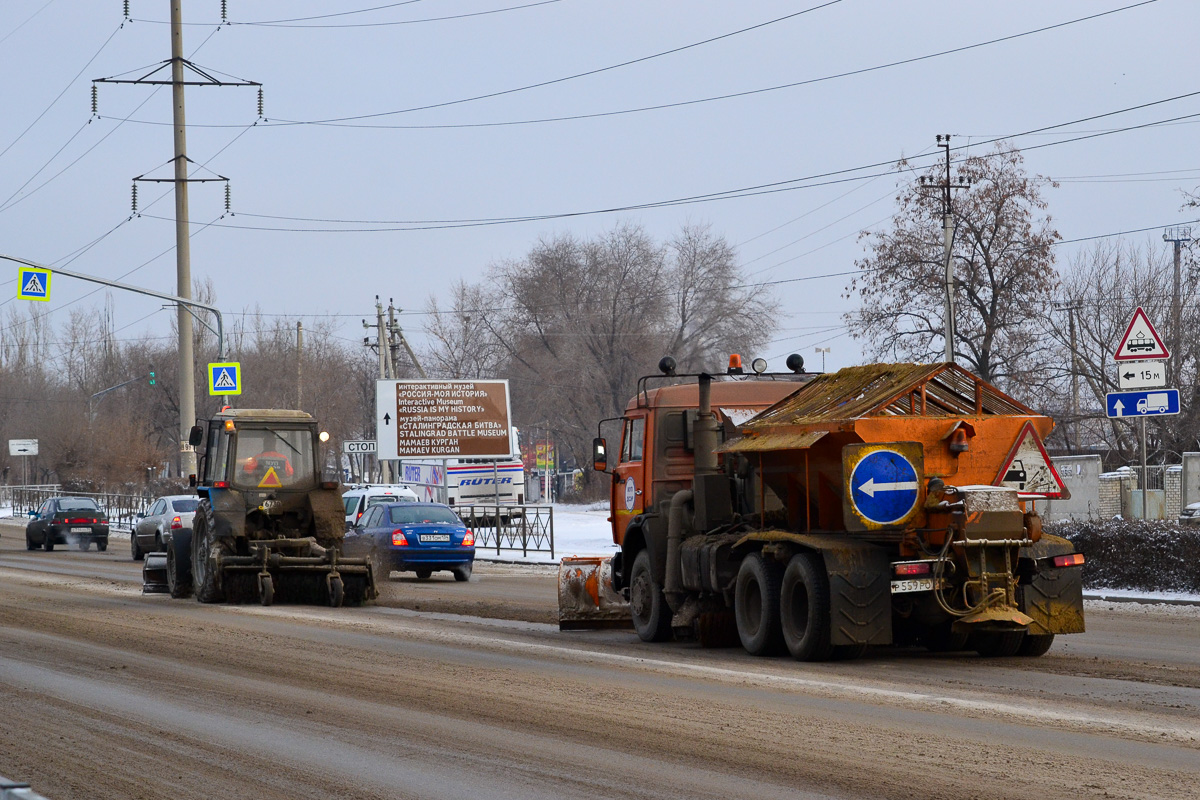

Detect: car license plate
[420,534,451,543]
[70,527,92,533]
[891,577,937,594]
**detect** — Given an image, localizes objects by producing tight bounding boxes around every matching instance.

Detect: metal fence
[456,504,554,557]
[1,485,152,531]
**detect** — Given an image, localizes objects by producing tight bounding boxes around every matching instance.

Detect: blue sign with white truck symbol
[1106,388,1179,418]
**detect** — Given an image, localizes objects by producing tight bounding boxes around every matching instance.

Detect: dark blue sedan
[346,502,475,582]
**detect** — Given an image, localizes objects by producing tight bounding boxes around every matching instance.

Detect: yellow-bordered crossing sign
[17,267,51,301]
[208,362,242,395]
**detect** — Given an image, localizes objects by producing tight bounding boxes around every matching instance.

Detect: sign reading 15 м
[375,379,512,460]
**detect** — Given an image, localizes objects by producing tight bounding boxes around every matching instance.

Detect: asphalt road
[1,520,1198,800]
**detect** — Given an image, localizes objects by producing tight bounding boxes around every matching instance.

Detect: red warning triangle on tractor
[257,467,283,489]
[993,422,1068,499]
[1114,306,1169,361]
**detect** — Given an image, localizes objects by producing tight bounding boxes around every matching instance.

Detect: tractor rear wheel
[192,501,227,604]
[735,552,785,656]
[779,552,833,661]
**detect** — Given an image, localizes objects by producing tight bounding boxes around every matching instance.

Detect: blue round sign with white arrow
[848,447,921,526]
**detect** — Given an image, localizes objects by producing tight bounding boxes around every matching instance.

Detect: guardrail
[456,504,554,557]
[1,486,153,531]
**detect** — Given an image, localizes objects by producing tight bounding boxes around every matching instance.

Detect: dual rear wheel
[735,552,837,661]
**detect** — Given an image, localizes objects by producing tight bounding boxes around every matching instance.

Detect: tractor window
[206,425,231,484]
[233,427,316,489]
[622,417,645,463]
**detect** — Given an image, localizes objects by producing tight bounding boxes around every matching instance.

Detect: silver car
[1180,501,1200,525]
[131,494,199,561]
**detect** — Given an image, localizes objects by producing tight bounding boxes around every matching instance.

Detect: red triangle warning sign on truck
[1114,306,1169,361]
[993,422,1068,499]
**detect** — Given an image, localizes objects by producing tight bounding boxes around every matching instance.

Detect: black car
[26,497,110,551]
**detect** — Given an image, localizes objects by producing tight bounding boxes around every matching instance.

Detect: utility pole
[1058,303,1084,451]
[296,321,304,409]
[92,1,260,477]
[170,0,196,476]
[366,297,392,482]
[919,135,970,364]
[387,298,428,379]
[1163,226,1192,387]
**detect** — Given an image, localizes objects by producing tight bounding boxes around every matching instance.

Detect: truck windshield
[233,427,316,489]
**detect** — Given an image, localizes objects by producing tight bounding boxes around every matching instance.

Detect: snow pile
[1048,519,1200,594]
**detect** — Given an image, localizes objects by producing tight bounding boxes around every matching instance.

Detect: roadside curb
[1084,591,1200,607]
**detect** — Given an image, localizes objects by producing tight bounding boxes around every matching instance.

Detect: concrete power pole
[296,321,304,409]
[170,0,196,476]
[1163,226,1192,386]
[919,135,969,365]
[93,2,260,477]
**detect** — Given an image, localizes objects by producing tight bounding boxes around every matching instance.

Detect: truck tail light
[392,530,409,546]
[893,562,932,577]
[462,530,474,547]
[1052,553,1085,568]
[171,516,183,530]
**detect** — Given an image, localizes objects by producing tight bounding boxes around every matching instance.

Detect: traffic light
[149,369,156,386]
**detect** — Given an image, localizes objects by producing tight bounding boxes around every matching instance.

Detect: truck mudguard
[736,531,893,646]
[1019,533,1086,635]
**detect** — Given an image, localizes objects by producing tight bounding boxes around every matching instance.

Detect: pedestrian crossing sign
[207,361,242,395]
[17,267,51,301]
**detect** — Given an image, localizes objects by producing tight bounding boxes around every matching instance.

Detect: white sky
[1,0,1197,374]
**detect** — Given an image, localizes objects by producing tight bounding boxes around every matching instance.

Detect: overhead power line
[164,93,1200,234]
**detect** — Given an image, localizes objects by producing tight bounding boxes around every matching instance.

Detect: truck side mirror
[188,425,204,447]
[592,437,608,471]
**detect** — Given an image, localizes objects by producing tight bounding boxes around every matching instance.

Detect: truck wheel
[778,552,832,661]
[735,552,785,656]
[972,630,1024,657]
[1017,633,1055,657]
[922,621,969,653]
[167,530,193,599]
[192,502,226,603]
[629,549,672,643]
[131,534,144,561]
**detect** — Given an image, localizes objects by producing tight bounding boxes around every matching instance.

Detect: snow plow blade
[558,556,631,630]
[142,552,169,594]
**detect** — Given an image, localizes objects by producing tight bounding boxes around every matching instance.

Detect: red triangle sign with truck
[1114,306,1169,361]
[993,421,1068,499]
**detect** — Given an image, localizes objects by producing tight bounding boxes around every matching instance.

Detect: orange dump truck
[558,358,1085,660]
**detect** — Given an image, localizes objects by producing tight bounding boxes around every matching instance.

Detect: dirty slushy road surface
[1,523,1197,800]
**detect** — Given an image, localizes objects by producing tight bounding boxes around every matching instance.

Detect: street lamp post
[814,347,831,372]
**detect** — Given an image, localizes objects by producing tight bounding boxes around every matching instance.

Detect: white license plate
[891,577,936,594]
[70,527,92,533]
[420,534,451,543]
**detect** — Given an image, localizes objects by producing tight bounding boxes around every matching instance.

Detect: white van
[342,484,419,529]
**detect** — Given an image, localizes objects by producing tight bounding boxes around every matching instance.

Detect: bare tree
[846,143,1060,389]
